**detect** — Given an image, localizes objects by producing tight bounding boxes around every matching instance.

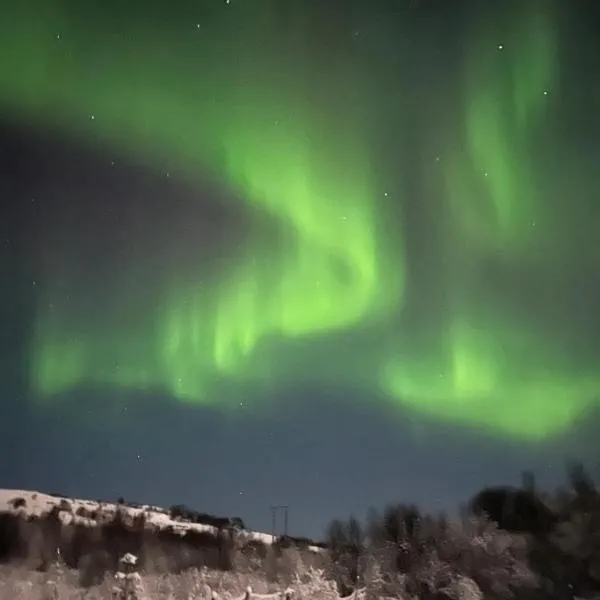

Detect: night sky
[1,0,600,541]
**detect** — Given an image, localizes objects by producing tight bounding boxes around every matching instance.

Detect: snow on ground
[0,489,322,552]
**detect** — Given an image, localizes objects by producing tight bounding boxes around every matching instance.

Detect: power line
[270,505,289,539]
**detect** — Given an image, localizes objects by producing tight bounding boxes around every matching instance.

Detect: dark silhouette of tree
[326,515,364,592]
[469,486,558,535]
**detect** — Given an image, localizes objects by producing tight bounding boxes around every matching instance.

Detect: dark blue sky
[1,376,598,539]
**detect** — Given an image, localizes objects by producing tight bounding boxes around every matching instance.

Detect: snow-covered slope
[0,488,322,553]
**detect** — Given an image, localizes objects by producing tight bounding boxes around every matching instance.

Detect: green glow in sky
[444,2,558,258]
[1,0,597,439]
[382,312,600,441]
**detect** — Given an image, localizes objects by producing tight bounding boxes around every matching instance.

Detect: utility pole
[270,505,289,539]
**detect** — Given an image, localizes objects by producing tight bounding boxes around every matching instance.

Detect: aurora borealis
[2,0,600,455]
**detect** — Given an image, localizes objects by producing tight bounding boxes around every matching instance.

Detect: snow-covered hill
[0,488,322,553]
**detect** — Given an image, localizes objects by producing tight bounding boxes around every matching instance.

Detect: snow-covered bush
[112,553,146,600]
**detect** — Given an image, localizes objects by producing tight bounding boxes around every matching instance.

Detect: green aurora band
[380,1,600,440]
[445,2,557,255]
[1,0,598,440]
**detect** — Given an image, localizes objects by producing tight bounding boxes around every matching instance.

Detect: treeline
[0,498,326,588]
[0,506,236,585]
[1,462,598,599]
[168,503,246,531]
[324,462,600,600]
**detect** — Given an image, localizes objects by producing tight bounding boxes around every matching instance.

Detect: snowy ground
[0,561,345,600]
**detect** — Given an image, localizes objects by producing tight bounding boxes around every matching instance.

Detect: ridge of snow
[0,488,322,553]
